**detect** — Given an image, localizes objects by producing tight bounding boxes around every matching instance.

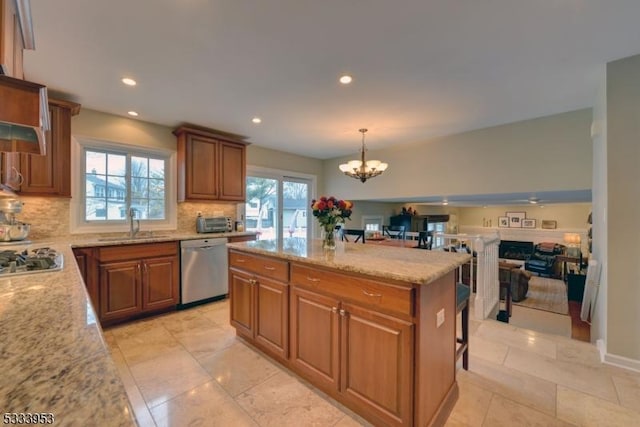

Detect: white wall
[606,54,640,364]
[323,109,592,201]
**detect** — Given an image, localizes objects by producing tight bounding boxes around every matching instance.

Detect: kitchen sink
[97,234,171,242]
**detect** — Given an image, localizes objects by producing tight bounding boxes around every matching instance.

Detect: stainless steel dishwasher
[180,238,228,307]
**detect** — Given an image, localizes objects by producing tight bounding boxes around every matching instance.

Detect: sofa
[524,242,565,278]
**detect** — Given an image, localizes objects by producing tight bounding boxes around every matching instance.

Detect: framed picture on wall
[522,219,536,228]
[498,216,509,227]
[541,220,557,229]
[506,211,526,228]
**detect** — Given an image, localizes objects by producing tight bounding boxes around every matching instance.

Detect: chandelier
[338,128,388,183]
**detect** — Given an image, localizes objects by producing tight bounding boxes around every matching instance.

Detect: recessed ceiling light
[339,75,353,85]
[529,197,539,204]
[127,111,139,117]
[252,117,262,124]
[121,77,137,86]
[442,200,449,206]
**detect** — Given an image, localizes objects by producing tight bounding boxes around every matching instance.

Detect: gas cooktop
[0,247,64,277]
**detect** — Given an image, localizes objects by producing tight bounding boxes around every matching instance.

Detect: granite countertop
[0,243,136,426]
[228,238,471,286]
[0,231,257,425]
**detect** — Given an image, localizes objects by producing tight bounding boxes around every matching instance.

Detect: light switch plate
[436,308,445,328]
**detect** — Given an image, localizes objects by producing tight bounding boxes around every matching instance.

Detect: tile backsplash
[16,196,239,240]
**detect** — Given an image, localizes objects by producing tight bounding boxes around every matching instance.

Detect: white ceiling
[24,1,640,161]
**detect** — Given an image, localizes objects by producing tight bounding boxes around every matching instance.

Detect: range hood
[0,75,50,156]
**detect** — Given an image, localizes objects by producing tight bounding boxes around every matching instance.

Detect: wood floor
[568,301,590,342]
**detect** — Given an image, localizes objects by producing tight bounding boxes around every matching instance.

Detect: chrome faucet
[129,207,140,238]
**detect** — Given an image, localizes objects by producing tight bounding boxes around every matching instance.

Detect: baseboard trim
[598,340,640,373]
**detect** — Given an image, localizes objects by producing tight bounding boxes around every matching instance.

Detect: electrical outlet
[196,211,202,217]
[436,308,445,328]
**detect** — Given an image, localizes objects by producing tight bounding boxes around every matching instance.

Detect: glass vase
[323,225,337,250]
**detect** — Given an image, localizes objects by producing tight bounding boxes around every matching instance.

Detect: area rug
[513,276,569,315]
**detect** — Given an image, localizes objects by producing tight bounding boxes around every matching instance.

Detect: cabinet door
[18,104,71,196]
[290,286,340,391]
[229,268,255,338]
[255,276,288,360]
[99,260,142,321]
[340,302,414,427]
[186,134,219,200]
[142,255,179,311]
[0,0,22,78]
[219,141,245,201]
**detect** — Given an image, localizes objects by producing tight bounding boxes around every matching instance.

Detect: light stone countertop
[0,242,136,426]
[228,238,471,285]
[0,231,254,425]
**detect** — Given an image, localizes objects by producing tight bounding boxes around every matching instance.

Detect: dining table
[365,236,419,248]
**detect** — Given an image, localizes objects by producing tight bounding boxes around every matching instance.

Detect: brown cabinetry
[228,248,458,427]
[2,98,80,196]
[74,242,179,326]
[229,250,288,361]
[0,0,24,78]
[174,126,247,202]
[290,264,414,426]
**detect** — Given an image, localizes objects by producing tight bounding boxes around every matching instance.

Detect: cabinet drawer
[98,242,178,262]
[291,263,413,317]
[229,250,288,282]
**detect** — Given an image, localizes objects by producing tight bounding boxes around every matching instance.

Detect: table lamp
[564,233,581,258]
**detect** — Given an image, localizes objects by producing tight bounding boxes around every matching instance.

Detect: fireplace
[499,240,534,260]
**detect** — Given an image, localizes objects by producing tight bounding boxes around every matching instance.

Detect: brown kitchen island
[227,238,470,427]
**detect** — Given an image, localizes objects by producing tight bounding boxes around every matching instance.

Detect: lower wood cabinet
[230,267,289,361]
[74,242,179,326]
[290,285,414,426]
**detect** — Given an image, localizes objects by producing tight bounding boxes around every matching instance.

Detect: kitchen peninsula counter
[227,238,470,427]
[0,242,135,426]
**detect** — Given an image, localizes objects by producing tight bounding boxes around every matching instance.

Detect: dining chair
[383,225,406,240]
[416,230,433,249]
[341,228,366,243]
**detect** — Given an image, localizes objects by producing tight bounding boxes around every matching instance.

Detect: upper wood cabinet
[174,126,248,202]
[0,0,24,78]
[2,98,81,196]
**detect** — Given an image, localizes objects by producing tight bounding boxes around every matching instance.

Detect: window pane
[132,156,148,178]
[106,200,127,220]
[149,178,165,198]
[245,177,278,240]
[149,158,164,177]
[107,176,126,200]
[131,177,149,199]
[86,198,106,220]
[148,199,165,220]
[283,180,308,239]
[86,151,106,174]
[107,154,126,176]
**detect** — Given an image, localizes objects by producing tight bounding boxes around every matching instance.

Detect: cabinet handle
[249,279,257,285]
[143,263,148,273]
[362,289,382,298]
[263,266,276,271]
[236,258,246,263]
[331,307,338,313]
[339,309,346,317]
[306,276,320,283]
[137,264,141,273]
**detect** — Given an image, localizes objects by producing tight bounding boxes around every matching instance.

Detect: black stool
[456,282,470,370]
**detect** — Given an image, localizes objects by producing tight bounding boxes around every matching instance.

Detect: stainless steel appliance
[0,247,63,277]
[180,238,228,307]
[0,196,30,241]
[196,216,232,233]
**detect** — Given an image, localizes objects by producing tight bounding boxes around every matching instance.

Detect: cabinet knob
[331,307,337,313]
[263,266,276,271]
[306,276,320,283]
[339,309,346,317]
[249,278,257,285]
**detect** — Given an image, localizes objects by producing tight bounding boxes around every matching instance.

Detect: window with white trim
[71,137,177,233]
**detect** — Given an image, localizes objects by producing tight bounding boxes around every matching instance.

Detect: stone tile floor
[103,299,640,426]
